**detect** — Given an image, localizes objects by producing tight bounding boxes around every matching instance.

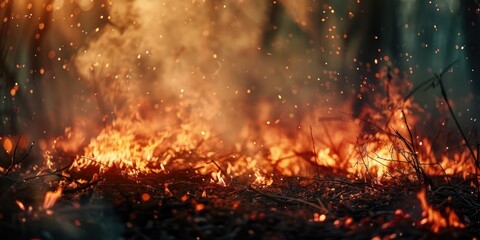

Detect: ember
[1,0,479,239]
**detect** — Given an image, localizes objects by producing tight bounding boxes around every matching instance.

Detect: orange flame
[211,170,227,187]
[38,64,478,189]
[43,186,62,209]
[31,2,477,191]
[416,188,465,232]
[252,170,273,186]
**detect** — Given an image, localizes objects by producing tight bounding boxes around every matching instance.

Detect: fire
[1,1,479,238]
[43,186,63,209]
[211,170,227,187]
[2,0,473,212]
[70,108,221,175]
[252,170,273,186]
[416,188,465,233]
[72,119,168,174]
[53,65,478,187]
[9,0,466,189]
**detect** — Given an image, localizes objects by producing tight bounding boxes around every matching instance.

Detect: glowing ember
[141,193,151,202]
[164,184,173,197]
[15,200,26,211]
[313,213,327,222]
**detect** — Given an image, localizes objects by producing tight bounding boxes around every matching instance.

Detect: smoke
[72,0,319,147]
[2,0,477,158]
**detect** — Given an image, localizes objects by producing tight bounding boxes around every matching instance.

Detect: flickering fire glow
[1,3,478,238]
[45,66,477,186]
[416,189,465,232]
[0,0,466,188]
[43,186,63,209]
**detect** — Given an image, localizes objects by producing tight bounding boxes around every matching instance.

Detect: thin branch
[435,74,478,168]
[208,159,231,180]
[4,140,34,176]
[404,60,459,100]
[248,185,328,212]
[434,73,479,199]
[310,125,320,177]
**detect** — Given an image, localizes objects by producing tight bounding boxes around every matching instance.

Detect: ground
[0,166,478,240]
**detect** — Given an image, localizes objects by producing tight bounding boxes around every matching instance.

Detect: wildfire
[52,67,477,188]
[9,0,465,189]
[2,1,480,239]
[30,58,473,195]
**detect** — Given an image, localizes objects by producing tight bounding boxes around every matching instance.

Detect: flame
[416,188,465,232]
[45,65,479,187]
[24,1,475,191]
[211,170,227,187]
[70,111,219,175]
[43,186,62,209]
[252,170,273,186]
[1,3,478,237]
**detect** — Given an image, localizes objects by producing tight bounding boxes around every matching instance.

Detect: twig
[22,162,76,182]
[313,177,368,189]
[338,110,397,139]
[4,139,34,176]
[62,180,102,194]
[309,125,320,177]
[404,60,459,100]
[248,185,328,212]
[435,73,480,199]
[208,159,230,180]
[405,60,479,196]
[355,136,377,184]
[426,126,450,183]
[398,110,433,188]
[435,74,478,166]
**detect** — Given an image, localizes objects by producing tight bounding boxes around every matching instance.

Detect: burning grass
[1,65,479,238]
[47,65,478,187]
[1,1,479,238]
